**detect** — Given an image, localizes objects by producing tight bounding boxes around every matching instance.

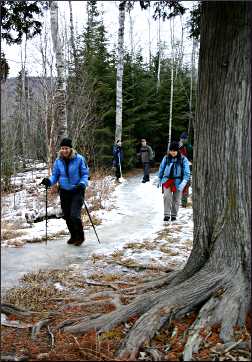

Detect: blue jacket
[112,145,123,166]
[49,150,89,190]
[158,154,190,192]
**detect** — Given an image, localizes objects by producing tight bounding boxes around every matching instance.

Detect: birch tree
[167,15,175,150]
[115,1,126,143]
[68,1,78,71]
[156,16,161,92]
[49,0,67,166]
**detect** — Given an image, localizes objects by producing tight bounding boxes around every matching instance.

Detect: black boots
[66,218,85,246]
[65,219,76,244]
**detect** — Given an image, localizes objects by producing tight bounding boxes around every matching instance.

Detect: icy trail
[1,174,193,292]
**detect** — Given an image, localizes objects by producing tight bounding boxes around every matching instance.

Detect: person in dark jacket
[137,139,154,183]
[41,138,89,246]
[179,132,193,207]
[112,140,124,182]
[158,141,190,222]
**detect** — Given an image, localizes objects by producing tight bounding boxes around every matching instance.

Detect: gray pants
[163,187,182,217]
[143,162,150,181]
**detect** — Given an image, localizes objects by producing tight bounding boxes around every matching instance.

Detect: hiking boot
[67,237,76,244]
[74,229,85,246]
[142,179,146,183]
[164,216,170,222]
[171,216,176,221]
[74,239,84,246]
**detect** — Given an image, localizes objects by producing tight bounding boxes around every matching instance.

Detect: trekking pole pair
[41,184,101,244]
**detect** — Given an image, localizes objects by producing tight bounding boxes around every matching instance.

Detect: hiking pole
[45,185,48,245]
[118,153,123,182]
[84,201,101,244]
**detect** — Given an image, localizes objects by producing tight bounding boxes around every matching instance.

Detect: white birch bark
[68,0,77,70]
[115,1,126,143]
[148,5,152,68]
[156,16,161,92]
[167,17,175,150]
[50,0,67,150]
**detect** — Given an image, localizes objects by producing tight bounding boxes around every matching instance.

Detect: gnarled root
[62,265,249,360]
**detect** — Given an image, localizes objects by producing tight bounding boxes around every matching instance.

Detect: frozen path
[1,173,192,292]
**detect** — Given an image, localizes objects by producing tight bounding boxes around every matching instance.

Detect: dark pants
[115,164,121,180]
[60,188,84,242]
[143,162,150,181]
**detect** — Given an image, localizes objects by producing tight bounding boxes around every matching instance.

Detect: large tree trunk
[115,1,126,143]
[61,2,250,360]
[49,0,67,168]
[185,1,250,284]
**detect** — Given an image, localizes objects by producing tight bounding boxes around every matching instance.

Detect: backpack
[160,155,184,180]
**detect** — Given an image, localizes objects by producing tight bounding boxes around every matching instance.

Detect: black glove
[75,184,86,192]
[41,178,51,187]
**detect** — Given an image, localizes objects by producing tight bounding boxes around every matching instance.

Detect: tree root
[1,353,28,361]
[125,271,179,295]
[1,303,38,317]
[61,265,248,360]
[31,319,50,340]
[110,259,174,273]
[117,303,180,360]
[183,296,220,361]
[145,347,164,361]
[1,313,34,329]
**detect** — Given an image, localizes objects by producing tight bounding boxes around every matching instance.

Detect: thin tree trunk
[68,1,78,71]
[188,38,197,141]
[175,14,184,81]
[148,5,152,68]
[156,16,161,92]
[50,0,67,165]
[115,1,126,143]
[167,16,174,150]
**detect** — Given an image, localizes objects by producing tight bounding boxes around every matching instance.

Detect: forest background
[1,0,198,189]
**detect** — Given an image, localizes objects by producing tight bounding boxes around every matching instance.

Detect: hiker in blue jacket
[41,138,89,246]
[158,141,190,222]
[112,140,124,181]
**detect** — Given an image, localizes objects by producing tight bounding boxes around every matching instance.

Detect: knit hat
[60,138,72,148]
[169,141,179,151]
[180,132,188,140]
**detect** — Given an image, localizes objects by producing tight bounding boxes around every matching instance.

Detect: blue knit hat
[180,132,188,140]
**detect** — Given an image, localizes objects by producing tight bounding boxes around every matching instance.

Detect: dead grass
[1,221,25,240]
[85,168,115,212]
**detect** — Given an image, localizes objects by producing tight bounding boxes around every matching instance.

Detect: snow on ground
[84,173,193,272]
[1,162,116,247]
[2,167,193,292]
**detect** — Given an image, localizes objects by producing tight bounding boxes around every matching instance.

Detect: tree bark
[186,1,250,280]
[188,37,198,140]
[167,16,174,150]
[156,16,162,93]
[68,1,78,71]
[49,0,67,166]
[115,1,126,143]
